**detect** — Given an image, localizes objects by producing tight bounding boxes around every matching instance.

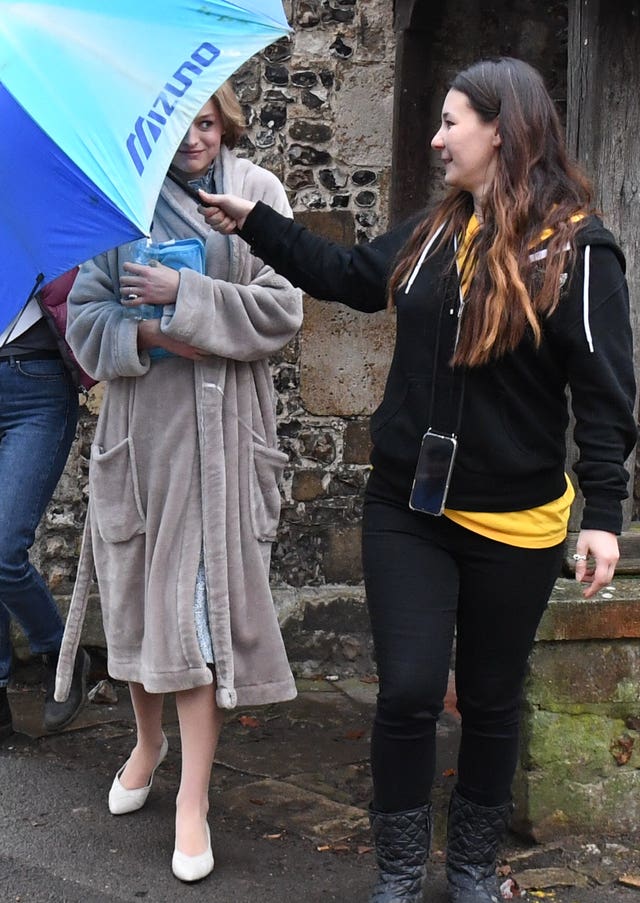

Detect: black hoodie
[240,205,637,534]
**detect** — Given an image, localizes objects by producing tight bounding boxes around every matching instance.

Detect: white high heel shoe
[172,822,214,883]
[108,733,168,815]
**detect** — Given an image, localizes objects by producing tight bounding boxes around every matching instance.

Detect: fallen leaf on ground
[88,678,118,705]
[442,768,456,777]
[238,715,260,728]
[619,874,640,888]
[610,733,634,765]
[344,728,366,740]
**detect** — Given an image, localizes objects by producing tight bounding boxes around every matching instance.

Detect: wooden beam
[567,0,640,532]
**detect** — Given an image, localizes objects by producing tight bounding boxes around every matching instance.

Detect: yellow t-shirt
[444,475,574,548]
[443,215,575,548]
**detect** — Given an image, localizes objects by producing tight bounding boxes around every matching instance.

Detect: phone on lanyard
[409,430,458,516]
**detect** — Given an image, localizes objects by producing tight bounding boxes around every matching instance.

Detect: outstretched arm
[199,192,417,314]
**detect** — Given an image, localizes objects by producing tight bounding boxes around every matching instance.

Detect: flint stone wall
[27,0,572,679]
[21,2,570,665]
[25,0,396,678]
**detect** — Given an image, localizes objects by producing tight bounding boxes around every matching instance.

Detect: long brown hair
[388,57,594,367]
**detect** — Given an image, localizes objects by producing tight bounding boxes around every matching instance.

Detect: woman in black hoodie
[199,58,637,903]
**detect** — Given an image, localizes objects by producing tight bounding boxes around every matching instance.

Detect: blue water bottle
[132,239,165,320]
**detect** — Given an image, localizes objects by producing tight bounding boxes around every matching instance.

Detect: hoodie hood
[575,214,626,271]
[531,214,626,355]
[572,215,626,353]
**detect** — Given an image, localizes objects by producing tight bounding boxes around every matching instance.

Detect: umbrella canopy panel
[0,0,289,324]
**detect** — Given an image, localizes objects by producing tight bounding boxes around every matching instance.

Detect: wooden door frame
[391,2,443,225]
[566,0,640,546]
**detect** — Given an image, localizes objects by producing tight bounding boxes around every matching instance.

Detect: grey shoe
[368,803,431,902]
[0,686,14,740]
[446,787,513,903]
[42,647,90,732]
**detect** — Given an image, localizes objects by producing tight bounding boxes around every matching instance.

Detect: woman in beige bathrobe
[58,84,302,883]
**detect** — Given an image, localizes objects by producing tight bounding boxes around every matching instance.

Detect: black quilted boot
[368,803,431,902]
[446,787,513,903]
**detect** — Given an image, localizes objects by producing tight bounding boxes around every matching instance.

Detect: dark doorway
[391,0,568,225]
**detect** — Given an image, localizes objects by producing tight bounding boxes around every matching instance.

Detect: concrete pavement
[1,662,639,902]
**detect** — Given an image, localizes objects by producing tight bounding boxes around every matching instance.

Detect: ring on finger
[126,294,138,301]
[572,553,587,561]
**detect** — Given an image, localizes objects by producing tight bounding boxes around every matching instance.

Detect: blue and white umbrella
[0,0,290,332]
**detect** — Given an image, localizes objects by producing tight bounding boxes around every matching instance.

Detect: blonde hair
[212,81,246,149]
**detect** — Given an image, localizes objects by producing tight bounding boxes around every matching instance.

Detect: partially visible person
[55,81,303,885]
[199,59,637,903]
[0,270,91,739]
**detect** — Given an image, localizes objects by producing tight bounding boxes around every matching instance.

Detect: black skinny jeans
[362,495,564,813]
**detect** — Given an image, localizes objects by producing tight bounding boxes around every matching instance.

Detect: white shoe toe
[108,733,168,815]
[172,823,214,883]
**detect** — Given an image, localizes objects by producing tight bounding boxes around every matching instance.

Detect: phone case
[409,430,458,516]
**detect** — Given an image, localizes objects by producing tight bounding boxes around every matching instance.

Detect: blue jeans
[0,356,79,686]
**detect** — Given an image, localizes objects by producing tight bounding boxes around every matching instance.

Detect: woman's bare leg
[174,680,224,855]
[118,681,165,789]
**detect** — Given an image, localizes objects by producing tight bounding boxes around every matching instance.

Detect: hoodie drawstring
[404,223,446,294]
[582,244,594,353]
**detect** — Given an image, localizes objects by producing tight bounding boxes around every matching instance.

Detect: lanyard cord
[426,239,466,437]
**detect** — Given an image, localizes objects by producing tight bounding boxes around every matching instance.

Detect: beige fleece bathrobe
[55,147,303,710]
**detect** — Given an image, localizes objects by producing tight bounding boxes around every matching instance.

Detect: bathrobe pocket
[89,437,146,543]
[249,443,288,542]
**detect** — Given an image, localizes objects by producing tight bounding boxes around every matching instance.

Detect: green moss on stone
[520,710,637,773]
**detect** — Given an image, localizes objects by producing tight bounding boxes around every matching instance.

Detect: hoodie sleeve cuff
[580,498,624,535]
